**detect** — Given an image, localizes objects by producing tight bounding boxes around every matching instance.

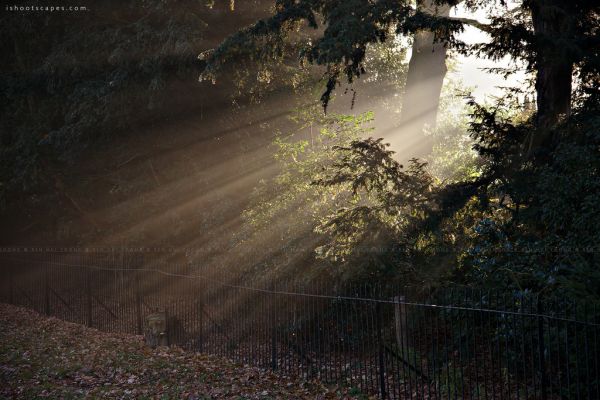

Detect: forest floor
[0,304,364,399]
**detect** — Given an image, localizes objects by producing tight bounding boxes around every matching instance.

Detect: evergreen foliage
[213,0,600,298]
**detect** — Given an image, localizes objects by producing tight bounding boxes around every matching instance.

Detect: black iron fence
[1,250,599,399]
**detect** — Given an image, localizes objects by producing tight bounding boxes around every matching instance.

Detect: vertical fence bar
[272,316,277,371]
[369,286,378,393]
[262,286,268,368]
[502,293,512,400]
[583,304,591,400]
[573,303,583,400]
[44,254,50,316]
[433,292,443,400]
[506,296,519,400]
[376,301,387,399]
[425,290,435,400]
[197,279,204,353]
[9,258,14,305]
[135,260,143,335]
[564,304,573,399]
[517,296,528,400]
[554,301,564,399]
[271,287,278,371]
[86,267,92,328]
[316,281,323,381]
[334,290,341,383]
[462,290,472,400]
[537,298,548,400]
[594,304,599,400]
[408,296,422,400]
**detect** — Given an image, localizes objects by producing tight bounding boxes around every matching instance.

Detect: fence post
[537,298,548,400]
[376,302,387,399]
[86,269,92,327]
[394,295,408,354]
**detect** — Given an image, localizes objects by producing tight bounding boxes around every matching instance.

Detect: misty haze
[1,1,599,399]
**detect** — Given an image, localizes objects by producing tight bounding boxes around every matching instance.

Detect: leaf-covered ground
[0,304,365,399]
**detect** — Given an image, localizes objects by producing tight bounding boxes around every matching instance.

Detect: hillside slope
[0,304,361,399]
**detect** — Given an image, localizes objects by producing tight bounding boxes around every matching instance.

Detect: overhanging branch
[447,17,492,33]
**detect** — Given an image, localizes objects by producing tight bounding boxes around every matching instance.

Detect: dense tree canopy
[206,0,600,298]
[204,0,598,131]
[1,0,598,300]
[0,0,272,241]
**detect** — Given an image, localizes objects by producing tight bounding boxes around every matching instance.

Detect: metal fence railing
[1,250,599,399]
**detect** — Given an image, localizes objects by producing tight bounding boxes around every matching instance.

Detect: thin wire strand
[3,255,598,327]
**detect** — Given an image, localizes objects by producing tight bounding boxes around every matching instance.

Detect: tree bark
[529,0,574,151]
[398,0,452,159]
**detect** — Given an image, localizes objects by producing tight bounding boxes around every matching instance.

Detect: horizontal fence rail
[1,251,599,399]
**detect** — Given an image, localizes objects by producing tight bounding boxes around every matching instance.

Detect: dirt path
[0,304,364,399]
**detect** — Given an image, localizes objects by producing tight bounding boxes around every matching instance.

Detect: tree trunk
[529,0,574,151]
[393,296,409,352]
[398,0,451,159]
